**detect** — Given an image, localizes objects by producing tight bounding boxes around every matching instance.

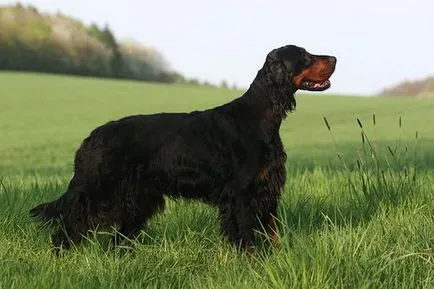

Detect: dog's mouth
[300,80,331,91]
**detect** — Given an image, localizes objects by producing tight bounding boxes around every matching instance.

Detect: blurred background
[0,0,433,97]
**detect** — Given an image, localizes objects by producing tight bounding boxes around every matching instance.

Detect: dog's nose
[328,56,337,65]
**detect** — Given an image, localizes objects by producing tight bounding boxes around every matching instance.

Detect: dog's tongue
[314,80,331,89]
[313,82,326,88]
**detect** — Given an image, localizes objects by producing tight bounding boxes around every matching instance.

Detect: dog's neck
[228,68,297,142]
[249,67,296,109]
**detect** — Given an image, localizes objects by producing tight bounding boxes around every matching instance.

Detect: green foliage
[87,23,105,44]
[92,24,123,77]
[0,73,433,288]
[0,5,182,83]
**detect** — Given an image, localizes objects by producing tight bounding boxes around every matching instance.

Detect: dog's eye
[304,55,312,66]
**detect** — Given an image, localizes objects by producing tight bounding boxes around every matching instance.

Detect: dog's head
[266,45,336,92]
[261,45,336,112]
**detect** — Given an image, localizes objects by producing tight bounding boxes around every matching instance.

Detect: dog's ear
[264,49,296,112]
[264,50,287,85]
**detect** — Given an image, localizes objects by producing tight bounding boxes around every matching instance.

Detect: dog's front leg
[259,200,280,249]
[232,196,258,253]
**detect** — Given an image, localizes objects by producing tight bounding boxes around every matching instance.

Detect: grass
[0,72,433,288]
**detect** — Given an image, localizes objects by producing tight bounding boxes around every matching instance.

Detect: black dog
[30,45,336,252]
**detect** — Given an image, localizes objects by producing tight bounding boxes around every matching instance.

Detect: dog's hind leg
[48,179,94,251]
[51,219,86,251]
[114,195,165,246]
[112,172,166,247]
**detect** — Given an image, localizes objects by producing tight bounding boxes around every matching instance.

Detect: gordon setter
[30,44,337,252]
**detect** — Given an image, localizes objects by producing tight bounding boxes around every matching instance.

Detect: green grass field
[0,72,433,288]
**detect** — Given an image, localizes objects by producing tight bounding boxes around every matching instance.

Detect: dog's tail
[29,198,63,223]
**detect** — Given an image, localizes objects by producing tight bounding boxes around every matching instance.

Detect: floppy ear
[264,50,286,85]
[263,50,296,113]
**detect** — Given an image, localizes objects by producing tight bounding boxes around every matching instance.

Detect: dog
[30,44,336,252]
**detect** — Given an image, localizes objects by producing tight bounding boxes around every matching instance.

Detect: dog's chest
[256,138,286,192]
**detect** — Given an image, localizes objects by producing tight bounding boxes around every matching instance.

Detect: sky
[1,0,433,95]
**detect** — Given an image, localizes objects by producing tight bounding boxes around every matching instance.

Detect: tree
[220,79,229,89]
[88,23,123,77]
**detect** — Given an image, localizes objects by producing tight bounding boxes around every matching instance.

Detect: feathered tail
[29,198,63,223]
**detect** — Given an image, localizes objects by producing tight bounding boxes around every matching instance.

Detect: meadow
[0,72,433,288]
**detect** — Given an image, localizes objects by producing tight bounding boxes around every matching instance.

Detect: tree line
[0,4,185,83]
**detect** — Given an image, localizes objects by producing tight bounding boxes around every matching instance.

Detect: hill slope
[381,76,434,99]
